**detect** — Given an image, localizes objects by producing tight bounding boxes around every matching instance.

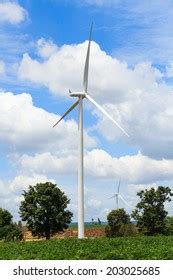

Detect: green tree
[132,186,173,235]
[0,208,22,241]
[19,182,73,240]
[105,208,131,237]
[0,208,12,227]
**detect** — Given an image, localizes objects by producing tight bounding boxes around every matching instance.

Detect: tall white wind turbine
[53,24,129,239]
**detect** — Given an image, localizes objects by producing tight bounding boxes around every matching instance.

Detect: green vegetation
[165,216,173,235]
[0,185,173,260]
[105,208,132,237]
[19,182,73,240]
[132,186,173,235]
[0,236,173,260]
[0,208,22,241]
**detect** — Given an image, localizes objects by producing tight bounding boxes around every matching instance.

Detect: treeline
[0,183,173,241]
[106,186,173,237]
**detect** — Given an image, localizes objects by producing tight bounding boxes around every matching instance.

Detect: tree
[132,186,173,235]
[0,208,23,241]
[105,208,131,237]
[0,208,12,227]
[19,182,73,240]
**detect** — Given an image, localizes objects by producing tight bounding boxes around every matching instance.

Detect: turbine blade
[119,194,133,209]
[83,23,93,93]
[53,100,79,128]
[108,194,116,199]
[85,94,129,137]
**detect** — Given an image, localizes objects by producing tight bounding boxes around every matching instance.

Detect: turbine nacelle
[69,91,86,98]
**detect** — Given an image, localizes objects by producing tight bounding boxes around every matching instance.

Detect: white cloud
[17,148,173,185]
[0,1,27,24]
[0,91,96,153]
[86,198,101,208]
[20,152,77,175]
[37,38,59,59]
[18,42,88,95]
[9,174,55,193]
[19,40,148,102]
[166,62,173,78]
[85,149,173,184]
[17,39,173,159]
[1,152,173,221]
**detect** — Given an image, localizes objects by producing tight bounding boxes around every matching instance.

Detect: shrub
[119,224,138,237]
[105,208,131,237]
[0,223,23,241]
[165,216,173,235]
[0,208,23,241]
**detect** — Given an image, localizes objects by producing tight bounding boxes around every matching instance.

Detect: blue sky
[0,0,173,222]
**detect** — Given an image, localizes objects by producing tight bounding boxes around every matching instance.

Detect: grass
[0,235,173,260]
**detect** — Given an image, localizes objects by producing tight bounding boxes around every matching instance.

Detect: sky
[0,0,173,222]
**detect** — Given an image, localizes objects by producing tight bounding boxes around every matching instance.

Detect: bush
[105,208,131,237]
[0,208,23,241]
[0,223,23,242]
[165,216,173,235]
[119,224,138,237]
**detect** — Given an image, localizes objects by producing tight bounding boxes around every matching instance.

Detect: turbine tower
[112,180,121,209]
[53,24,129,239]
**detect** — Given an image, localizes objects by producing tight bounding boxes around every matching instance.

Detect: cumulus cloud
[85,150,173,184]
[19,40,150,102]
[18,39,173,159]
[20,152,77,175]
[17,149,173,185]
[9,174,55,193]
[0,91,96,153]
[166,62,173,78]
[37,38,59,59]
[0,1,27,24]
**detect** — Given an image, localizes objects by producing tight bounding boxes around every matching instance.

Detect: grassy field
[0,235,173,260]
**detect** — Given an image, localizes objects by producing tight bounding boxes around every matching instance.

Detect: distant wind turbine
[53,24,129,239]
[109,180,121,209]
[109,180,133,210]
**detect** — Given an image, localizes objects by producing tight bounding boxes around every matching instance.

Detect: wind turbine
[53,24,129,239]
[109,180,133,210]
[109,180,121,209]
